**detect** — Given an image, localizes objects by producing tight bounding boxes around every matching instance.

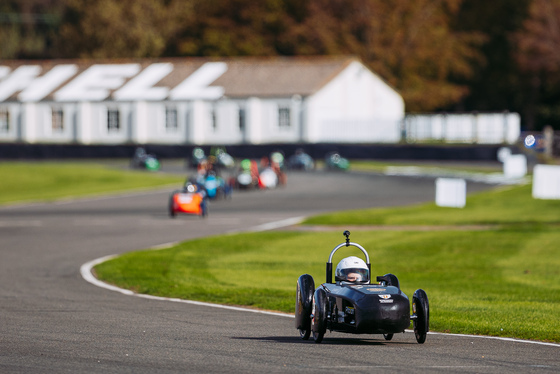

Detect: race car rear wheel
[200,200,208,218]
[383,333,394,341]
[413,289,429,344]
[295,274,314,340]
[168,194,176,218]
[311,288,328,343]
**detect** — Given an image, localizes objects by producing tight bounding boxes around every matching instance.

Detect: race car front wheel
[311,288,328,343]
[413,289,429,344]
[298,328,310,340]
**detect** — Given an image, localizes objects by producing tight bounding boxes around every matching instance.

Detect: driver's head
[335,256,369,284]
[185,182,197,192]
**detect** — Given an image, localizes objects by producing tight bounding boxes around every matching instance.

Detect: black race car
[287,148,315,171]
[295,231,429,344]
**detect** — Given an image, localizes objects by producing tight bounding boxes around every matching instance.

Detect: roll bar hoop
[326,231,371,283]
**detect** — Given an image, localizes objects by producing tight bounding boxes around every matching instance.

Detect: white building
[0,56,405,145]
[405,112,521,144]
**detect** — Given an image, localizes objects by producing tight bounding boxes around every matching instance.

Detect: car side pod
[412,289,430,344]
[295,274,315,340]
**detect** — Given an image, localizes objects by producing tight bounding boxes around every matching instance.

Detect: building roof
[213,56,354,97]
[0,56,359,102]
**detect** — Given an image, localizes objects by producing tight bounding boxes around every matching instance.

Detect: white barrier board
[503,154,527,178]
[436,178,466,208]
[532,164,560,199]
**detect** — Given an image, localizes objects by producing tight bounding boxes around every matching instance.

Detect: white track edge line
[80,256,292,319]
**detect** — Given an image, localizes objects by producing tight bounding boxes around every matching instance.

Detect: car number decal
[379,294,393,303]
[177,194,194,203]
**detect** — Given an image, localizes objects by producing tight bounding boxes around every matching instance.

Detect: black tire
[299,329,310,340]
[413,289,429,344]
[311,288,328,343]
[383,333,394,341]
[295,274,314,340]
[312,330,323,343]
[168,194,176,218]
[200,200,208,218]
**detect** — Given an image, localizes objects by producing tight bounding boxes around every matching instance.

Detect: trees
[354,0,485,112]
[55,0,195,58]
[0,0,64,59]
[513,0,560,129]
[3,0,560,129]
[171,0,286,56]
[171,0,485,112]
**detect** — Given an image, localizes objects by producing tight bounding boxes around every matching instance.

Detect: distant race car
[324,151,349,171]
[211,147,235,169]
[168,182,208,218]
[235,159,260,189]
[130,147,160,171]
[287,149,315,170]
[295,231,429,344]
[189,147,207,169]
[200,172,233,199]
[259,167,279,188]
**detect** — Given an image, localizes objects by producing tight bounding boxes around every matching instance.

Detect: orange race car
[168,182,208,218]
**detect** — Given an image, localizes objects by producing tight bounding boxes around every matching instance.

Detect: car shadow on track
[231,336,416,346]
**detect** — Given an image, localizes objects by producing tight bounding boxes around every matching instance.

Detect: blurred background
[1,0,559,161]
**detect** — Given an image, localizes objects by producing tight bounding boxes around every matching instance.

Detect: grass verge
[94,183,560,343]
[303,184,560,226]
[349,160,504,174]
[0,161,184,205]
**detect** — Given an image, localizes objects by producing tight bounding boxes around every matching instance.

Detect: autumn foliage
[1,0,559,129]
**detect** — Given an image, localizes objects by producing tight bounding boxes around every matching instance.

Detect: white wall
[405,112,521,144]
[15,102,77,143]
[305,61,404,143]
[245,97,262,144]
[0,103,20,142]
[138,101,189,144]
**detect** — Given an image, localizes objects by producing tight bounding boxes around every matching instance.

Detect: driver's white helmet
[335,256,369,284]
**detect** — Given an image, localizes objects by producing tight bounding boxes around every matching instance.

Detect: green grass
[0,161,184,205]
[303,184,560,226]
[94,183,560,343]
[349,160,504,174]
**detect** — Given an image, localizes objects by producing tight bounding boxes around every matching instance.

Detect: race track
[1,169,558,373]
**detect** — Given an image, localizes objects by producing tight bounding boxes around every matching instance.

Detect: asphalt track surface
[1,169,558,373]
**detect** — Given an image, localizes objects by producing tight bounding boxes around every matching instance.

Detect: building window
[165,107,178,132]
[211,109,217,132]
[52,108,64,133]
[278,107,290,128]
[238,108,245,132]
[0,108,8,133]
[107,108,120,132]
